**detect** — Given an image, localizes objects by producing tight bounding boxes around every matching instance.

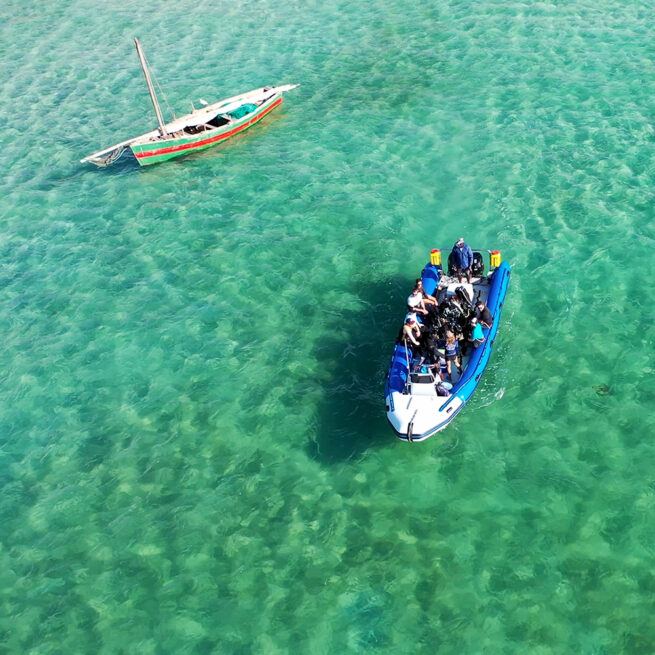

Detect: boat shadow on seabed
[305,276,410,464]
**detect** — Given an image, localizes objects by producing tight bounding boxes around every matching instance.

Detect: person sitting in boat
[450,237,474,283]
[444,331,463,379]
[413,279,440,326]
[414,278,438,307]
[475,300,493,328]
[402,313,422,346]
[407,289,429,316]
[469,317,485,349]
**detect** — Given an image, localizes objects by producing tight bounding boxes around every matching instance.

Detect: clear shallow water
[2,0,655,652]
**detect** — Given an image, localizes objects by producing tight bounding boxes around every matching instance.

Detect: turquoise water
[2,0,655,652]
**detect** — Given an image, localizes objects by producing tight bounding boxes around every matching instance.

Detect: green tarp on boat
[227,103,258,120]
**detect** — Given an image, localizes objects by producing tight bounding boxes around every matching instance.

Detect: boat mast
[134,38,168,137]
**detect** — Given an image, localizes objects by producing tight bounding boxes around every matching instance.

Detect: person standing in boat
[450,237,473,283]
[444,331,463,379]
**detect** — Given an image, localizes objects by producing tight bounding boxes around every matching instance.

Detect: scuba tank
[455,286,473,315]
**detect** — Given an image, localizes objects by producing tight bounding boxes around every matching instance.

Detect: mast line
[134,38,168,137]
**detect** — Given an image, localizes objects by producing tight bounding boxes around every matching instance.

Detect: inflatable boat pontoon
[385,248,510,442]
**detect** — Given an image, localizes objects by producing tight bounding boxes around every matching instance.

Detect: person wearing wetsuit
[475,301,493,328]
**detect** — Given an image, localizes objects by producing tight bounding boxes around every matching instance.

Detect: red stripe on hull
[134,97,283,161]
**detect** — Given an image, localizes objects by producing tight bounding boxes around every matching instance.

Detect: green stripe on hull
[131,137,226,166]
[130,96,282,166]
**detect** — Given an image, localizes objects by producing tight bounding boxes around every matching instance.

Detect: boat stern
[386,389,464,442]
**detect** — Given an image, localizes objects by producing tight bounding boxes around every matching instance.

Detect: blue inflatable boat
[385,248,510,442]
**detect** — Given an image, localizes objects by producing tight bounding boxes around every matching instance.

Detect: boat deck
[423,273,491,386]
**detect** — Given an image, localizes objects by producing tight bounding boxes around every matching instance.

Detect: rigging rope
[141,50,176,121]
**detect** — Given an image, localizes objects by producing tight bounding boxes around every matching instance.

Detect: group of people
[400,238,493,383]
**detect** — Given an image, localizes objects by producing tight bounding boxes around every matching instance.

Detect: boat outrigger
[81,39,298,167]
[385,247,511,442]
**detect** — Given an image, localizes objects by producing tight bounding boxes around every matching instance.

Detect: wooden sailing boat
[81,38,298,167]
